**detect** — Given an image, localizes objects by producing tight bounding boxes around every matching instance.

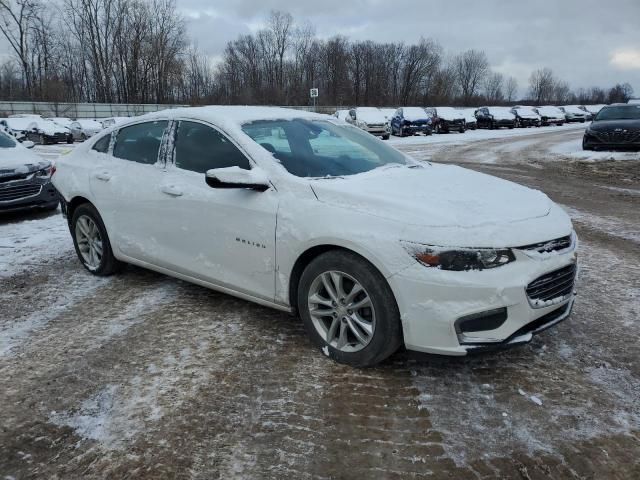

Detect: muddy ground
[1,128,639,479]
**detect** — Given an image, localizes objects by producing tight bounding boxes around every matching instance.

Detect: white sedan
[52,106,578,367]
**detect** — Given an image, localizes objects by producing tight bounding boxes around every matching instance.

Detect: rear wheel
[297,250,402,367]
[71,203,123,276]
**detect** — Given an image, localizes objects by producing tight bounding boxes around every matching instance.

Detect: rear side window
[174,121,250,173]
[92,134,111,153]
[113,121,168,165]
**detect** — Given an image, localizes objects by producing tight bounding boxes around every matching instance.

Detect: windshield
[594,105,640,121]
[242,119,407,178]
[0,131,17,148]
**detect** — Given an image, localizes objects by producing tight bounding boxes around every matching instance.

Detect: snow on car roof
[142,106,327,127]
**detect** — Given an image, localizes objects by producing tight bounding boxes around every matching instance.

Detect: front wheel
[71,203,124,275]
[297,250,402,367]
[381,134,389,140]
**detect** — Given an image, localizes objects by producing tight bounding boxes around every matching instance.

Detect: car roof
[141,106,326,126]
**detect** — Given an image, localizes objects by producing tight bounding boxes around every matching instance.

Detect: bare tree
[483,72,504,104]
[0,0,39,95]
[528,67,556,104]
[505,76,518,103]
[454,49,489,104]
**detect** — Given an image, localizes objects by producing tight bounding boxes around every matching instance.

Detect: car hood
[310,164,552,230]
[589,119,640,131]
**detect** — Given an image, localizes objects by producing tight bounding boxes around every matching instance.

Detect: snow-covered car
[345,107,390,139]
[0,131,59,213]
[99,117,130,129]
[390,107,432,136]
[559,106,588,123]
[51,117,74,129]
[582,105,606,117]
[53,106,578,367]
[534,106,566,126]
[511,106,542,128]
[69,119,103,141]
[333,110,350,122]
[424,107,466,133]
[475,107,516,129]
[461,109,478,130]
[26,119,73,145]
[0,118,32,141]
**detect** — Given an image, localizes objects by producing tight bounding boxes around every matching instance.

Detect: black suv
[475,107,516,129]
[583,104,640,151]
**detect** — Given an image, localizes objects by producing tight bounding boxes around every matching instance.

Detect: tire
[582,138,593,151]
[39,134,46,145]
[381,134,389,140]
[399,126,405,137]
[70,203,124,276]
[297,250,402,367]
[434,124,441,134]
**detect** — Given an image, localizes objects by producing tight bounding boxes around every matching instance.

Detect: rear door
[88,120,172,264]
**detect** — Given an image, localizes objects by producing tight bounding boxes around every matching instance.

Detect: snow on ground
[551,138,640,162]
[561,204,640,243]
[0,211,72,278]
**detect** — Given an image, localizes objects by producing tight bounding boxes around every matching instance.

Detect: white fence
[0,101,188,119]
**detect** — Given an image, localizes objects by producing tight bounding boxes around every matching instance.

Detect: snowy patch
[550,138,640,162]
[561,204,640,243]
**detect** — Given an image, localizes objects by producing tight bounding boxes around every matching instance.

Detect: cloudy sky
[177,0,640,96]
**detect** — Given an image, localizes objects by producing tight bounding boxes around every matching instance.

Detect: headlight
[34,165,54,178]
[402,242,515,271]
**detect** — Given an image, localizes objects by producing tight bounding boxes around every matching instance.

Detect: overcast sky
[177,0,640,96]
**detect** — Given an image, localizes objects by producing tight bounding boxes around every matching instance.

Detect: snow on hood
[77,119,103,131]
[310,164,555,241]
[537,106,564,117]
[402,107,429,122]
[436,107,465,121]
[463,109,477,122]
[356,108,387,124]
[30,120,70,135]
[0,142,49,171]
[515,107,540,118]
[3,118,32,131]
[487,108,516,120]
[562,106,587,115]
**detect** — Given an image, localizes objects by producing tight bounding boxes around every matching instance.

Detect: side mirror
[205,166,270,192]
[22,140,35,149]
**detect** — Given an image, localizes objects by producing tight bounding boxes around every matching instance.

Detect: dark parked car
[511,106,541,127]
[390,107,432,136]
[475,107,516,129]
[0,131,59,213]
[583,104,640,151]
[26,119,73,145]
[424,107,466,133]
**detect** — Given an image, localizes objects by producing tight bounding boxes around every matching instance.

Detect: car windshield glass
[594,106,640,121]
[0,131,16,148]
[242,119,407,178]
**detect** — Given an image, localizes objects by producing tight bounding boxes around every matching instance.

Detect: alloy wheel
[307,270,376,352]
[75,215,103,269]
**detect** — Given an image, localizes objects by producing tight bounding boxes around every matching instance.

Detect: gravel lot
[1,126,639,479]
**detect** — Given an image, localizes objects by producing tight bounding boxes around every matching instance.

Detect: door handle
[161,185,183,197]
[94,172,112,181]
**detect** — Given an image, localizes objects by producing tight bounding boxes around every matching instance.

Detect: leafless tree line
[0,4,635,107]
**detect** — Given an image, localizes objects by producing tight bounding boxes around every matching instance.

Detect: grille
[526,264,576,307]
[519,235,572,254]
[593,129,640,144]
[0,184,42,202]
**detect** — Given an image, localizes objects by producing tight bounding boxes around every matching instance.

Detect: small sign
[310,88,319,98]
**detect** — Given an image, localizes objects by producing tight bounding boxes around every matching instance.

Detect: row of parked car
[334,104,606,138]
[0,114,131,145]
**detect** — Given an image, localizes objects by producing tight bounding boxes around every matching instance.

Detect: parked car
[424,107,466,133]
[475,107,516,129]
[51,117,74,129]
[534,106,566,126]
[461,109,478,130]
[333,110,350,122]
[0,131,58,213]
[582,105,606,117]
[582,103,640,151]
[628,98,640,105]
[346,107,390,139]
[26,119,73,144]
[511,106,541,127]
[390,107,432,136]
[100,117,130,129]
[559,106,588,123]
[53,106,577,367]
[0,118,31,141]
[69,119,103,141]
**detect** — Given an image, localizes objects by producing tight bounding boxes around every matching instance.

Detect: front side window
[113,121,168,165]
[174,121,250,173]
[0,131,16,148]
[92,133,111,153]
[242,119,407,178]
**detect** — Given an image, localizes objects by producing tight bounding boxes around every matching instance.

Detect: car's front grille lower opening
[526,264,576,307]
[0,184,42,202]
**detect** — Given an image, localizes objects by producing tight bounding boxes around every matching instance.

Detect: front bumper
[388,242,578,356]
[517,117,540,127]
[0,178,59,213]
[402,123,431,134]
[583,132,640,151]
[361,125,389,136]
